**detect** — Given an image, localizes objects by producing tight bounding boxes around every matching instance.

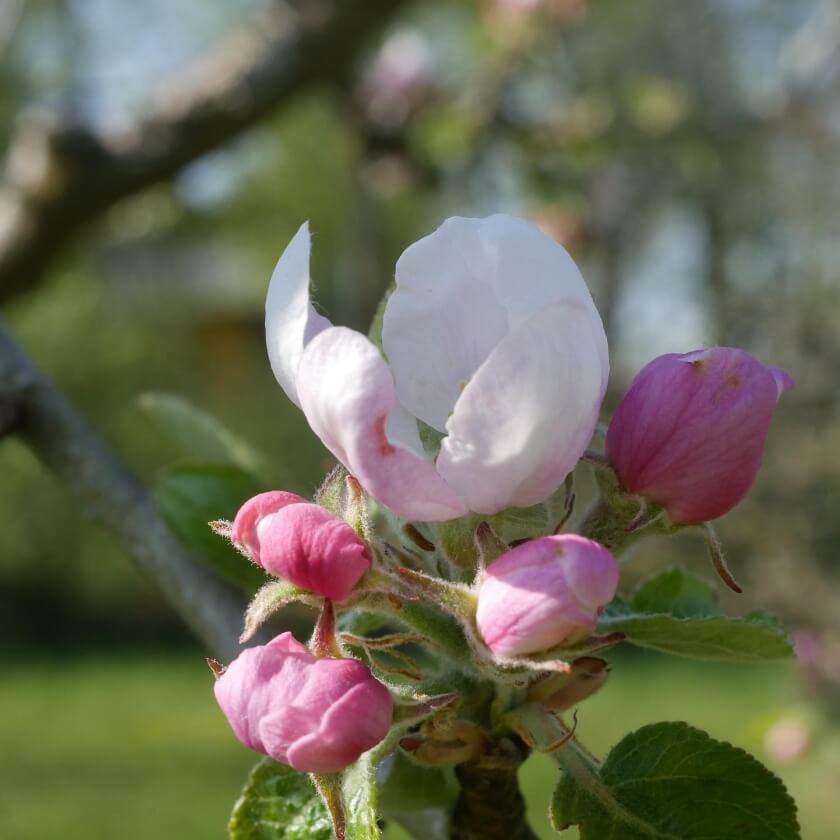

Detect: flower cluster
[209,214,791,812]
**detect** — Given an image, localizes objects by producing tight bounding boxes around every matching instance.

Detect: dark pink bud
[231,490,307,561]
[214,633,393,773]
[257,503,371,601]
[476,535,618,658]
[606,348,793,524]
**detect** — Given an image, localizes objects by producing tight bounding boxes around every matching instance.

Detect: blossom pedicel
[265,214,608,521]
[232,492,370,601]
[476,535,619,657]
[214,633,393,773]
[605,347,794,524]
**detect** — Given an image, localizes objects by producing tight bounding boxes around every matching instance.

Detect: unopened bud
[232,492,371,601]
[476,535,618,657]
[257,503,371,601]
[606,348,793,524]
[214,632,393,774]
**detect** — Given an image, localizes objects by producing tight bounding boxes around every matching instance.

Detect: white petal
[265,222,331,407]
[436,301,606,514]
[384,401,426,458]
[383,215,608,430]
[383,218,508,430]
[297,326,467,522]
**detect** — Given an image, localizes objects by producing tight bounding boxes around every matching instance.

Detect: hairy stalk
[577,496,639,555]
[451,758,538,840]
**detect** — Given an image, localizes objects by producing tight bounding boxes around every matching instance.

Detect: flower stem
[450,752,538,840]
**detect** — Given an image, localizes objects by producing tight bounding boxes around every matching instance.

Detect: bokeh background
[2,0,839,837]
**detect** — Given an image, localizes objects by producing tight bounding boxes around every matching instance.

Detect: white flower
[266,214,608,522]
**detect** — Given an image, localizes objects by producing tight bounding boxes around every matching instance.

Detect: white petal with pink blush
[265,214,609,522]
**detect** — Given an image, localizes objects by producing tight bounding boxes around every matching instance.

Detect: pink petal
[296,326,466,522]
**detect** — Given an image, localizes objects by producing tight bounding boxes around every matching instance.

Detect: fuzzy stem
[577,496,639,556]
[451,757,537,840]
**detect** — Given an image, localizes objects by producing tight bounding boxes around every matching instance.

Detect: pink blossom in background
[265,215,608,522]
[214,633,393,773]
[763,717,810,764]
[476,534,618,657]
[360,28,433,127]
[606,347,793,524]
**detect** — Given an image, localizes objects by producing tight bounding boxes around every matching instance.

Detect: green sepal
[240,580,321,643]
[497,702,573,753]
[315,464,350,516]
[367,284,393,352]
[433,481,576,576]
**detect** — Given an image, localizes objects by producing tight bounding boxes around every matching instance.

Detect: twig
[0,0,408,304]
[0,319,247,659]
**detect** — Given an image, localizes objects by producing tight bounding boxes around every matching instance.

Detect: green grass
[1,652,836,839]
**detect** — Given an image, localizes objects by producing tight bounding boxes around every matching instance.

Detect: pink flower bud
[232,492,371,600]
[214,633,393,773]
[231,490,307,561]
[476,535,619,657]
[605,348,794,525]
[256,503,371,601]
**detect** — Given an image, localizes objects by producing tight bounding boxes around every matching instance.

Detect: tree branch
[0,319,248,660]
[0,0,407,304]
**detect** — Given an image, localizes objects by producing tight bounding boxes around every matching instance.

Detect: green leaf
[551,721,800,839]
[629,567,718,617]
[138,392,270,479]
[599,569,793,662]
[342,753,382,840]
[229,758,332,840]
[154,464,267,592]
[600,604,792,661]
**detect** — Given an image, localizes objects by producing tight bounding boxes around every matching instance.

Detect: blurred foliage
[1,0,839,669]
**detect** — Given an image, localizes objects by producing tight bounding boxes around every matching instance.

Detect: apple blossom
[265,214,608,522]
[476,534,618,657]
[605,347,794,525]
[232,492,370,601]
[214,632,393,773]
